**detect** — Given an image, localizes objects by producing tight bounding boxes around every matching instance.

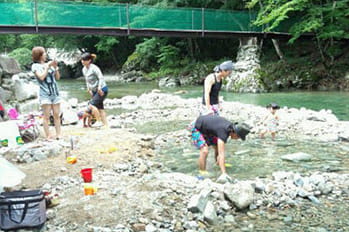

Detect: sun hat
[232,122,251,141]
[268,103,280,109]
[77,111,84,120]
[213,60,234,72]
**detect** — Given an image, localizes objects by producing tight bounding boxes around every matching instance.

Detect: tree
[247,0,349,73]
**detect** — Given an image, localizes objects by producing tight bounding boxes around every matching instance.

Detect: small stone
[316,227,328,232]
[145,223,157,232]
[46,209,56,220]
[283,216,293,225]
[132,223,146,232]
[308,195,321,204]
[247,212,257,219]
[224,215,236,223]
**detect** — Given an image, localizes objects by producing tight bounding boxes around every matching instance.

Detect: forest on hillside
[1,0,348,90]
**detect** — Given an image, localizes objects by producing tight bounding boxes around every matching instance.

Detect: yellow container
[83,184,97,195]
[66,156,77,164]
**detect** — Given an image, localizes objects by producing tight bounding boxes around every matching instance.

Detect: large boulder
[0,56,21,78]
[58,62,82,79]
[158,76,180,88]
[17,99,40,113]
[12,75,39,102]
[120,70,145,82]
[0,87,13,102]
[224,181,255,210]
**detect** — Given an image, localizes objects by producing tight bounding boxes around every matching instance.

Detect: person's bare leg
[198,145,209,171]
[89,105,101,121]
[214,146,218,165]
[260,130,266,139]
[216,153,226,174]
[52,103,61,139]
[99,109,108,127]
[41,104,51,139]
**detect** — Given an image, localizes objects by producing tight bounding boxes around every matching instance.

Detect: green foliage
[0,35,17,53]
[246,0,349,42]
[156,45,180,67]
[95,37,119,53]
[8,47,32,69]
[134,38,162,72]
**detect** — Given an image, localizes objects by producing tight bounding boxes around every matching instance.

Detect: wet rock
[297,189,311,197]
[158,76,180,88]
[224,215,236,223]
[283,215,293,225]
[224,181,254,210]
[187,194,208,213]
[318,183,333,195]
[203,201,218,225]
[252,180,265,193]
[308,195,321,204]
[183,221,198,230]
[247,212,257,219]
[281,152,312,162]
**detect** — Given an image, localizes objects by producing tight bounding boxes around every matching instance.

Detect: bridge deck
[0,0,304,39]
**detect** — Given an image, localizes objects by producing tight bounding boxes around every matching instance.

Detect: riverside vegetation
[1,0,348,92]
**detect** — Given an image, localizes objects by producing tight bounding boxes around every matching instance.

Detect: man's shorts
[90,86,108,110]
[188,121,217,149]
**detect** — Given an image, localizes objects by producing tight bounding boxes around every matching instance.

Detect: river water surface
[60,80,349,231]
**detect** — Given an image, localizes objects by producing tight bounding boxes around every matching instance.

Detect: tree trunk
[271,39,284,60]
[187,38,194,60]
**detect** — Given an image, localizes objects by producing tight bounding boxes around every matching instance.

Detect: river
[59,79,349,231]
[59,80,349,121]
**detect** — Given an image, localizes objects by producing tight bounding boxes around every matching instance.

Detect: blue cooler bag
[0,190,46,231]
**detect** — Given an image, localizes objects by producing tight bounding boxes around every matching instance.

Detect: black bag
[0,190,46,231]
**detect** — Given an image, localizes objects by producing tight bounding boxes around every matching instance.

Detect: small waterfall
[226,37,265,93]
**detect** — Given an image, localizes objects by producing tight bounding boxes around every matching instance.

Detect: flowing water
[60,79,349,178]
[60,80,349,230]
[60,80,349,120]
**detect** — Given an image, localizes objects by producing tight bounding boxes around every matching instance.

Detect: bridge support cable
[201,8,204,37]
[34,0,38,33]
[126,3,130,36]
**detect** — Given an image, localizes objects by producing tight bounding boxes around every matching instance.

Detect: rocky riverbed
[1,92,349,232]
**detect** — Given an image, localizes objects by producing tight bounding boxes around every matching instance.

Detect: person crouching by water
[201,60,233,115]
[81,53,108,128]
[190,114,250,183]
[31,46,62,140]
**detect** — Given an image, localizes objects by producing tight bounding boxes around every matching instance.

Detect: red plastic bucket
[80,168,92,182]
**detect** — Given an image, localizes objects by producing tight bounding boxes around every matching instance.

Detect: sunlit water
[59,79,349,178]
[60,80,349,230]
[59,80,349,120]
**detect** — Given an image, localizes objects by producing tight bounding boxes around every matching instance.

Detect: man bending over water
[189,115,250,183]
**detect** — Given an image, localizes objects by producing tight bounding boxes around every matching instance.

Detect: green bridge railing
[0,0,290,34]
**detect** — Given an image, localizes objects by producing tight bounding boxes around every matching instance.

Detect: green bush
[8,47,32,70]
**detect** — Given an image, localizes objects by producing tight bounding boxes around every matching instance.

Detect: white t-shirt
[82,63,107,92]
